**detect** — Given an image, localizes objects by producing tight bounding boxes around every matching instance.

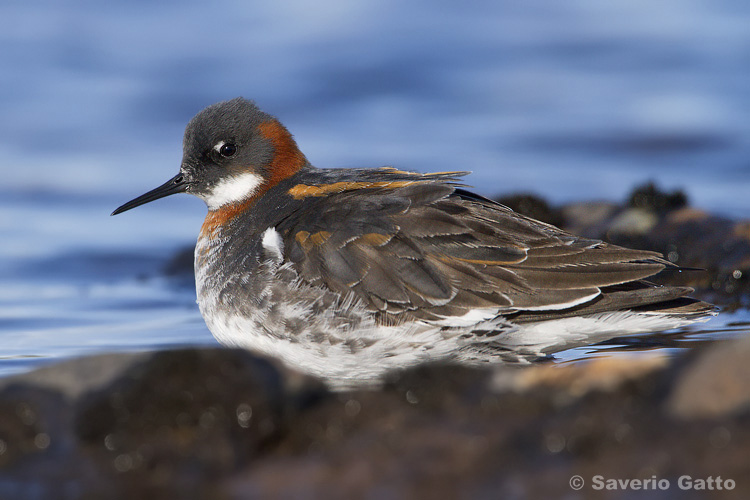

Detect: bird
[112,97,716,389]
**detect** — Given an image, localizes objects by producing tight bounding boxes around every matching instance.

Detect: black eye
[219,143,237,158]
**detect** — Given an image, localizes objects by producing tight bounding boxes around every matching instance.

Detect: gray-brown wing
[277,181,668,323]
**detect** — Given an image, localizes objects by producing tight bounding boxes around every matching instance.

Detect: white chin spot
[203,172,264,210]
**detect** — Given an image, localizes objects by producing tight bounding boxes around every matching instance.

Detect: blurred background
[1,0,749,373]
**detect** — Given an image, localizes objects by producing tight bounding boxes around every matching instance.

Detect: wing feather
[277,171,673,324]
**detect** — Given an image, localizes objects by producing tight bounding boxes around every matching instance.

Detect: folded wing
[276,174,674,325]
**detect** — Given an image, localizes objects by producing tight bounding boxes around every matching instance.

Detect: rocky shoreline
[1,184,747,499]
[0,340,748,498]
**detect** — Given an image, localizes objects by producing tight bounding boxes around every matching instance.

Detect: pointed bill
[111,173,189,215]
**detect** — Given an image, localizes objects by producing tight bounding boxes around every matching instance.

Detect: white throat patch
[203,172,264,210]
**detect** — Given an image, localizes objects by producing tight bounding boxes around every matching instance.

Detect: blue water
[1,0,749,376]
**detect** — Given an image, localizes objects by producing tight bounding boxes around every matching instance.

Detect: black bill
[111,173,189,215]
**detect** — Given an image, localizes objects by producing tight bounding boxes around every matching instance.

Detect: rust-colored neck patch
[288,180,417,200]
[257,119,307,190]
[200,119,307,237]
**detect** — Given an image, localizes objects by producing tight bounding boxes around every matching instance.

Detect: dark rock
[0,343,749,497]
[0,386,118,499]
[163,245,195,279]
[628,182,688,214]
[560,188,750,305]
[494,193,565,227]
[0,386,65,469]
[73,349,323,498]
[223,350,750,499]
[600,208,750,304]
[0,349,325,499]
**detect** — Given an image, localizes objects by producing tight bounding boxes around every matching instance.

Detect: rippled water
[1,0,749,376]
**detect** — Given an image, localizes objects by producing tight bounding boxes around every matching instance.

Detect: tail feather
[509,281,714,324]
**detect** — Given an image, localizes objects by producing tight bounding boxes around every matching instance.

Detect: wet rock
[0,349,325,499]
[73,349,324,497]
[607,208,750,304]
[668,335,750,419]
[0,343,748,497]
[223,343,750,499]
[559,183,750,305]
[0,386,64,469]
[627,182,688,214]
